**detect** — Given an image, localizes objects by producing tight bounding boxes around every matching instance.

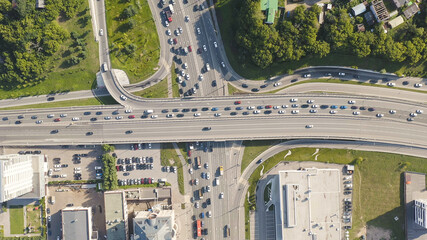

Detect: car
[278,110,285,114]
[221,62,225,68]
[185,15,190,21]
[51,129,59,134]
[206,172,210,179]
[410,112,418,117]
[219,192,224,199]
[128,115,135,119]
[234,101,241,105]
[303,74,311,78]
[36,120,43,124]
[414,83,423,88]
[340,105,348,109]
[214,113,221,117]
[199,74,203,80]
[202,127,211,131]
[291,104,298,108]
[178,26,183,33]
[96,111,103,115]
[126,130,133,134]
[416,109,424,114]
[353,111,360,115]
[389,110,396,114]
[338,72,346,76]
[387,82,395,87]
[174,29,180,36]
[47,114,54,118]
[166,114,174,118]
[273,82,282,87]
[330,105,338,109]
[207,211,212,218]
[203,45,207,52]
[104,116,111,120]
[265,105,272,109]
[368,107,375,112]
[282,105,289,108]
[305,124,313,128]
[309,109,317,113]
[99,29,104,36]
[166,29,171,35]
[290,98,298,102]
[348,100,355,104]
[330,110,337,114]
[247,106,255,110]
[185,73,190,80]
[251,88,259,92]
[194,113,201,117]
[120,95,127,100]
[407,117,414,121]
[273,106,280,109]
[291,110,299,114]
[242,84,248,88]
[195,202,200,208]
[47,97,55,101]
[48,216,51,222]
[197,27,201,34]
[86,132,93,136]
[253,110,260,114]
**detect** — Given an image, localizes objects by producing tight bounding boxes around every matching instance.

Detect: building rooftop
[278,168,342,240]
[370,0,390,22]
[62,207,92,240]
[260,0,278,24]
[393,0,408,8]
[133,209,176,240]
[352,2,368,16]
[104,191,128,240]
[405,172,427,240]
[403,3,420,19]
[388,16,404,28]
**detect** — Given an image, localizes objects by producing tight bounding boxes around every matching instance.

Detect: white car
[72,117,80,121]
[416,109,423,114]
[185,73,190,80]
[116,116,123,120]
[194,113,201,117]
[247,106,255,110]
[47,114,54,118]
[99,29,103,36]
[151,115,158,119]
[291,110,299,114]
[273,106,280,109]
[125,109,132,113]
[189,168,193,174]
[104,116,111,120]
[376,113,384,118]
[166,29,171,35]
[60,114,67,117]
[214,113,221,117]
[290,98,298,102]
[197,27,201,34]
[389,110,396,114]
[203,45,207,52]
[199,74,203,80]
[307,99,314,103]
[219,192,224,199]
[165,21,169,27]
[278,110,285,114]
[410,112,418,117]
[282,105,289,108]
[214,42,218,48]
[387,82,395,87]
[348,100,355,104]
[253,110,260,114]
[175,29,180,36]
[338,72,346,76]
[221,61,225,68]
[36,120,43,124]
[178,27,183,33]
[303,74,311,78]
[273,82,282,87]
[330,110,337,114]
[414,83,423,88]
[120,95,127,100]
[311,104,319,108]
[183,63,188,69]
[309,109,317,113]
[195,202,199,208]
[353,111,360,115]
[306,125,313,128]
[207,211,212,218]
[180,70,185,77]
[185,15,190,22]
[166,114,174,118]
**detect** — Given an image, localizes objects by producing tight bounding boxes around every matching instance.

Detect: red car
[148,178,152,184]
[234,101,241,105]
[54,118,61,122]
[265,105,272,109]
[188,45,192,52]
[116,166,120,171]
[173,38,177,44]
[188,150,192,157]
[128,115,135,119]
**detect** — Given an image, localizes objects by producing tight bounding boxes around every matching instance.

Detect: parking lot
[46,186,106,240]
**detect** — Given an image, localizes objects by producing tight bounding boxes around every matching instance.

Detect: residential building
[403,3,420,19]
[364,11,376,25]
[36,0,45,8]
[388,16,404,28]
[393,0,408,8]
[132,207,177,240]
[61,207,93,240]
[261,0,278,24]
[0,154,45,203]
[415,200,427,229]
[370,0,390,22]
[352,2,368,16]
[404,172,427,240]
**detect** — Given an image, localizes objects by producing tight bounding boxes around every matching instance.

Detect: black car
[206,198,211,205]
[34,150,41,154]
[290,79,298,83]
[47,208,50,214]
[86,132,93,136]
[251,88,259,92]
[202,107,209,111]
[51,129,59,134]
[264,110,272,114]
[191,108,198,112]
[230,112,237,115]
[18,151,25,155]
[172,109,179,112]
[202,127,212,131]
[15,120,22,124]
[90,117,97,121]
[320,105,329,109]
[47,97,55,101]
[212,80,217,87]
[126,130,133,134]
[368,107,375,111]
[260,84,267,88]
[224,107,231,111]
[182,108,190,112]
[2,117,8,121]
[242,84,248,88]
[162,109,169,113]
[360,106,366,110]
[243,111,249,115]
[402,81,409,85]
[351,106,358,109]
[177,114,184,117]
[84,112,91,115]
[96,111,103,115]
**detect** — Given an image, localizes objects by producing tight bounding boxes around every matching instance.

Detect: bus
[196,220,201,237]
[195,157,201,169]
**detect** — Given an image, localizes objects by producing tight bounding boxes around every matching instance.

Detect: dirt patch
[366,225,392,240]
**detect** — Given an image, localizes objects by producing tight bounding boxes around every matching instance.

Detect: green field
[0,1,98,100]
[214,0,425,80]
[132,79,168,98]
[106,0,160,84]
[244,147,427,239]
[227,83,246,95]
[0,96,118,111]
[9,206,24,234]
[240,140,279,173]
[160,143,185,195]
[171,64,180,98]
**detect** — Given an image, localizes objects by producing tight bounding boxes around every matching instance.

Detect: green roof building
[261,0,278,24]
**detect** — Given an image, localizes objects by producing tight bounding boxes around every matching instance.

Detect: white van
[145,109,154,114]
[215,177,219,186]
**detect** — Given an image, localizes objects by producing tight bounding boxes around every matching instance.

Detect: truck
[168,4,174,13]
[215,177,220,186]
[219,166,224,176]
[195,157,201,169]
[195,220,202,237]
[198,188,204,199]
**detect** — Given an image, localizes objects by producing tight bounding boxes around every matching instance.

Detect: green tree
[122,5,137,19]
[102,154,118,190]
[102,144,115,153]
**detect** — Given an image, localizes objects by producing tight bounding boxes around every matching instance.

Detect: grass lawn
[106,0,160,84]
[214,0,426,79]
[227,83,246,95]
[132,79,168,98]
[0,1,98,100]
[26,205,41,233]
[240,140,279,173]
[160,143,185,195]
[0,96,118,110]
[171,64,180,98]
[244,147,427,239]
[9,206,24,234]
